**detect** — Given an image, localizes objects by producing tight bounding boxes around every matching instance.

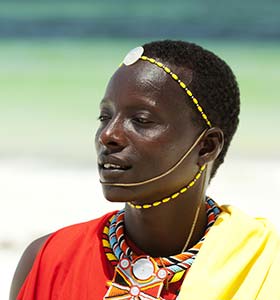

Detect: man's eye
[134,117,152,124]
[98,115,111,122]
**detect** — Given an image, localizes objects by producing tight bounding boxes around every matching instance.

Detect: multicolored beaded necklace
[102,197,220,299]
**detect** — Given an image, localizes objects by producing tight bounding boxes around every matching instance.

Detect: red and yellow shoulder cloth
[18,206,280,300]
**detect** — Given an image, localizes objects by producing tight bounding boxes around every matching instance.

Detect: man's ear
[197,127,224,166]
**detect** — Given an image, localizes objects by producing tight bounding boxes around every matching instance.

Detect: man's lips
[98,156,131,171]
[98,162,132,182]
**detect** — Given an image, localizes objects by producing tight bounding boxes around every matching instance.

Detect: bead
[170,270,185,283]
[179,82,186,89]
[164,67,171,73]
[202,113,207,119]
[102,239,110,248]
[180,187,187,193]
[135,205,142,209]
[187,90,193,97]
[153,201,162,207]
[195,173,201,180]
[103,226,109,235]
[107,253,117,261]
[171,73,179,80]
[197,106,203,112]
[143,204,152,209]
[193,98,198,104]
[156,62,163,67]
[201,165,206,171]
[162,197,170,203]
[141,56,148,60]
[189,181,195,187]
[171,192,180,199]
[148,58,155,63]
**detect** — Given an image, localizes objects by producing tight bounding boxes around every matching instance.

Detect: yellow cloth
[179,205,280,300]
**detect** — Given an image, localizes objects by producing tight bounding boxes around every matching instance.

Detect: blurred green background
[1,0,280,165]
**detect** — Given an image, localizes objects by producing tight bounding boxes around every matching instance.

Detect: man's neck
[124,191,207,257]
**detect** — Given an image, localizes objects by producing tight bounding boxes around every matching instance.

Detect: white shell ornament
[120,258,130,269]
[130,286,140,296]
[157,268,168,280]
[123,46,144,66]
[132,257,155,281]
[104,255,166,300]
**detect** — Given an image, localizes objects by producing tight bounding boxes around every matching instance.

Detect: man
[10,40,280,300]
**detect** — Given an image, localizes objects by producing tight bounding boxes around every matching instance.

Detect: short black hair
[142,40,240,178]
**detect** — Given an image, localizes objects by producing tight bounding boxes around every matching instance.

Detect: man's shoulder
[43,210,117,252]
[11,211,117,300]
[53,211,116,236]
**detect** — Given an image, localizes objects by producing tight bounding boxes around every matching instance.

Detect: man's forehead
[112,61,193,94]
[122,61,167,86]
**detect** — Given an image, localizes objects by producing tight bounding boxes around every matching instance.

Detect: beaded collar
[102,197,220,285]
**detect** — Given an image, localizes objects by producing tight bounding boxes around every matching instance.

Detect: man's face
[95,60,202,204]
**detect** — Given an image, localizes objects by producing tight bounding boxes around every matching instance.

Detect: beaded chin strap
[128,165,206,209]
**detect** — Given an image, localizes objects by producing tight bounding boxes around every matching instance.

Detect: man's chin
[101,185,137,203]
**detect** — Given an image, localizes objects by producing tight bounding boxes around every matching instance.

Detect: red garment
[18,212,181,300]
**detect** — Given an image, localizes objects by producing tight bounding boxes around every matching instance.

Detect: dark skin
[95,61,224,256]
[10,59,224,299]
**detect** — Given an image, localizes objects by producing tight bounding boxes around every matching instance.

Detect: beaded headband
[122,46,212,128]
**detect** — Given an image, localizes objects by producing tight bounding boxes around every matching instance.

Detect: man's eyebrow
[131,95,157,108]
[100,94,158,109]
[99,98,111,107]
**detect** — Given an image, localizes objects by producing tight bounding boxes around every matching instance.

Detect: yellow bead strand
[128,165,206,209]
[139,56,212,128]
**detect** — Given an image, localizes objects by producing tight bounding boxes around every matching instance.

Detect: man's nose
[98,117,127,152]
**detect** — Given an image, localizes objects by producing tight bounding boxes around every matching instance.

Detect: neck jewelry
[103,198,221,299]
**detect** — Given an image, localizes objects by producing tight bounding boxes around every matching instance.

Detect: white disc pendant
[132,257,155,281]
[123,46,144,66]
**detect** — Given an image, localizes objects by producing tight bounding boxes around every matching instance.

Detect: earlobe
[197,127,224,166]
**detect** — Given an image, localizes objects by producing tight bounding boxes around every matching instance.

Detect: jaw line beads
[128,165,206,209]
